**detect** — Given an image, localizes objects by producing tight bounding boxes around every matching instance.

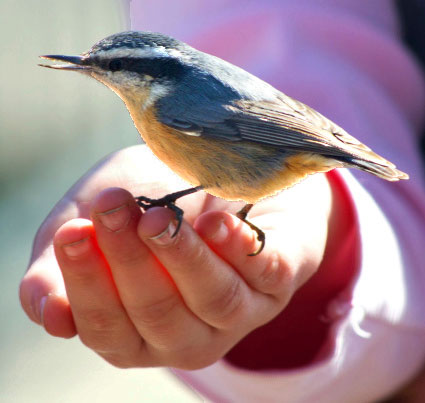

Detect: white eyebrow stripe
[94,47,182,59]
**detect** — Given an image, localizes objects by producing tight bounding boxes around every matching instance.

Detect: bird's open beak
[38,55,91,71]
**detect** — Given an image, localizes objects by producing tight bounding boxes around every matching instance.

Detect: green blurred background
[0,1,200,401]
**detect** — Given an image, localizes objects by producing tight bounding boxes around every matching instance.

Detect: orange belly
[129,105,341,203]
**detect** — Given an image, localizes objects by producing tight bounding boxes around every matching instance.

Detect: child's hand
[20,144,333,370]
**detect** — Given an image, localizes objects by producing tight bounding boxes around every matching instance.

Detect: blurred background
[0,0,200,401]
[1,1,424,402]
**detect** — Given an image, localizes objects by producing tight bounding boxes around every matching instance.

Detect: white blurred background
[0,1,200,401]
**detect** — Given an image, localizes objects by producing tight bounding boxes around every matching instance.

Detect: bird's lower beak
[38,55,91,71]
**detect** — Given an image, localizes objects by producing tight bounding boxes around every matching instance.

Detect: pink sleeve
[130,1,425,401]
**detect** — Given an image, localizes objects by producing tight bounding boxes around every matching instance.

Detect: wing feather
[231,98,394,166]
[157,84,394,168]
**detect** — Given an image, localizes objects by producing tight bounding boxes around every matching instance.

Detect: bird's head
[39,31,190,109]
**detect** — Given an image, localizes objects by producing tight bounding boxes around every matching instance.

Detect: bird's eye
[108,59,123,72]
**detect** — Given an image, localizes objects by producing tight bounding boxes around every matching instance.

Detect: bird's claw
[236,204,266,256]
[135,195,184,238]
[134,186,203,238]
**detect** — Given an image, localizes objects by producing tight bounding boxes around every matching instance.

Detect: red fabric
[225,170,361,369]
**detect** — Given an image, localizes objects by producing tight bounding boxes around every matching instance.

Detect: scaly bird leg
[135,186,203,237]
[236,203,265,256]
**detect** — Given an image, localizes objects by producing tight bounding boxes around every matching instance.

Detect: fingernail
[206,220,229,242]
[149,220,177,246]
[62,237,90,258]
[40,295,48,326]
[96,204,130,232]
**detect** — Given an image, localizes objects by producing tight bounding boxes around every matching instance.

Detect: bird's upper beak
[38,55,91,72]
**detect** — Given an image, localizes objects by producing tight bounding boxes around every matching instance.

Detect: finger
[39,293,76,338]
[91,189,213,360]
[53,218,148,368]
[137,207,265,331]
[20,245,76,338]
[194,211,296,303]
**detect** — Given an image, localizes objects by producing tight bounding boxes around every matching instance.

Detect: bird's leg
[236,203,265,256]
[135,186,203,237]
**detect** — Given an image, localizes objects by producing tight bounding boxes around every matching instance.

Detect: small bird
[39,31,408,255]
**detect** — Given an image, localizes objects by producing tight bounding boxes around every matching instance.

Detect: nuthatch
[39,31,408,255]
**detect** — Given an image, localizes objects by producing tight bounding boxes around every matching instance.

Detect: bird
[39,31,408,255]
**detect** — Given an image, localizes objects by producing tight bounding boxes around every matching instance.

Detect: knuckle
[129,293,181,328]
[201,279,245,327]
[77,310,122,351]
[189,241,209,262]
[257,252,293,294]
[81,309,120,332]
[114,249,146,270]
[177,239,209,268]
[178,235,213,269]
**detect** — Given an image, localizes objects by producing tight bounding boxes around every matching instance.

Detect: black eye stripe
[105,57,184,79]
[108,59,123,72]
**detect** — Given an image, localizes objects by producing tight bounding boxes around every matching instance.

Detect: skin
[19,144,342,370]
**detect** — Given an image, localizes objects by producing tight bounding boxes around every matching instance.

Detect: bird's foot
[135,186,203,238]
[236,204,265,256]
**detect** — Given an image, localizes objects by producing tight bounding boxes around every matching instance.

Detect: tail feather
[348,158,409,181]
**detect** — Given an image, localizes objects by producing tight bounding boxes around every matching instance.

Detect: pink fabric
[129,0,425,401]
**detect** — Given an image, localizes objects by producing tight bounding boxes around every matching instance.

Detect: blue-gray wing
[157,82,390,165]
[156,73,241,139]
